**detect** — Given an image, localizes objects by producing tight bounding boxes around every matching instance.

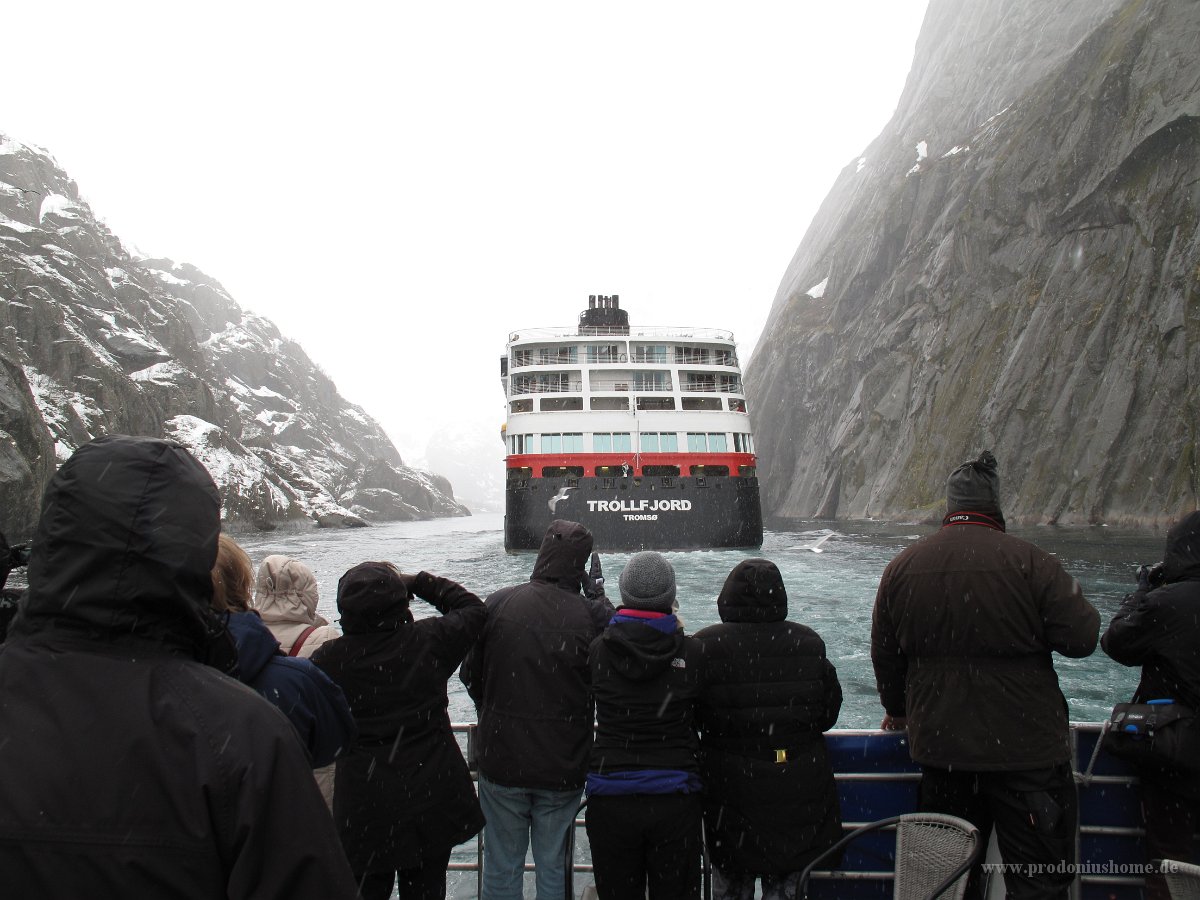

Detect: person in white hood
[254,554,343,807]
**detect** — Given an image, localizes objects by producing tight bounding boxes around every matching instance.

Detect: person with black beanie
[871,450,1099,900]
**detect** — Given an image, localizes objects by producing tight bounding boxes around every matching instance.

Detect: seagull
[787,532,836,553]
[548,485,575,513]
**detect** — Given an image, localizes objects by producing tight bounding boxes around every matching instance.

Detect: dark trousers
[1140,776,1200,900]
[585,793,703,900]
[919,764,1077,900]
[354,846,453,900]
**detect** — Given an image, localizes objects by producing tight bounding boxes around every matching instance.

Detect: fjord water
[238,512,1165,728]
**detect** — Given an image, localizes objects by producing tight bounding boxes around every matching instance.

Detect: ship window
[509,433,533,454]
[631,344,667,364]
[590,397,629,411]
[540,397,583,412]
[540,433,582,453]
[738,466,756,477]
[538,346,577,365]
[633,372,671,391]
[510,399,533,413]
[595,465,631,477]
[675,346,710,365]
[728,398,747,413]
[640,432,679,452]
[690,465,729,476]
[542,466,584,478]
[592,432,631,453]
[686,433,729,452]
[687,433,707,453]
[511,349,533,368]
[636,397,675,411]
[587,344,621,364]
[708,433,728,452]
[714,349,736,366]
[642,465,680,477]
[733,433,754,453]
[507,467,532,481]
[681,398,721,411]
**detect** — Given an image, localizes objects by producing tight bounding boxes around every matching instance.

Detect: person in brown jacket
[871,451,1099,900]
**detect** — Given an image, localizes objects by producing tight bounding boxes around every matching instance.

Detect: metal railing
[509,325,736,343]
[449,723,1148,900]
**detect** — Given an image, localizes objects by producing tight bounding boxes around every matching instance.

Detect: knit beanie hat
[618,551,677,612]
[946,450,1005,525]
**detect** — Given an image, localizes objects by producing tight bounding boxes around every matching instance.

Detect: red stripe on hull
[505,453,756,477]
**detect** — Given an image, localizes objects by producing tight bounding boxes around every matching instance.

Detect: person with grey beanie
[585,551,706,899]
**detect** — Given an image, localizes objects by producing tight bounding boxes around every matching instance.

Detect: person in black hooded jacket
[0,434,357,900]
[460,519,613,900]
[694,558,843,900]
[1102,510,1200,900]
[313,561,485,900]
[586,551,705,900]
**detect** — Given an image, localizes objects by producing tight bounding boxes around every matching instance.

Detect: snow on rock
[38,193,82,224]
[806,277,829,299]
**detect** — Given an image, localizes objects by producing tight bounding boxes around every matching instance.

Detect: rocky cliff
[746,0,1199,527]
[0,135,468,539]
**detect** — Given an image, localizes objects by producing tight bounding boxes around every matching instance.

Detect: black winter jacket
[694,559,843,874]
[461,520,614,790]
[589,612,705,776]
[313,570,486,869]
[1102,511,1200,793]
[872,518,1099,771]
[0,434,357,899]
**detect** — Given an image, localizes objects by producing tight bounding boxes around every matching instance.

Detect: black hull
[504,475,763,551]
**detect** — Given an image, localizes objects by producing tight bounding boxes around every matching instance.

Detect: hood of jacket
[11,435,223,660]
[254,555,322,625]
[226,611,283,683]
[336,561,414,634]
[530,519,593,588]
[716,558,788,624]
[599,615,682,682]
[1160,510,1200,583]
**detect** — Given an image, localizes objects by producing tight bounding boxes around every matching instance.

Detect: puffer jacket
[694,559,843,874]
[589,611,705,777]
[0,434,356,899]
[872,518,1100,771]
[225,610,356,767]
[312,569,485,869]
[1102,511,1200,792]
[461,520,614,790]
[254,555,341,656]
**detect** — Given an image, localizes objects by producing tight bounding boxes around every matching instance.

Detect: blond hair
[211,534,254,613]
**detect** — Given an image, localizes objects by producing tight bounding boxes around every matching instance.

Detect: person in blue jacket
[211,534,356,768]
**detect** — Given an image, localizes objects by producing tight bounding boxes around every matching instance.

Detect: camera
[8,543,31,568]
[1136,561,1165,591]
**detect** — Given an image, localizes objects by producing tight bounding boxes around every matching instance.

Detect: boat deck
[450,723,1167,899]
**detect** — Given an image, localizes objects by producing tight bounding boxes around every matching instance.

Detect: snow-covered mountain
[0,134,468,538]
[420,421,507,514]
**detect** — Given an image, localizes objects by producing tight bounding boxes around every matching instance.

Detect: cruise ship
[500,295,763,551]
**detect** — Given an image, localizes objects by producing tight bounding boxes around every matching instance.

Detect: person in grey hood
[585,551,705,900]
[461,519,613,900]
[694,558,843,900]
[0,435,358,900]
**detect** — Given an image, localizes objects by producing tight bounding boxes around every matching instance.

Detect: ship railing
[509,325,736,343]
[449,722,1147,900]
[509,380,585,394]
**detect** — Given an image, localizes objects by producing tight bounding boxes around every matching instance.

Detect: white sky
[4,2,928,463]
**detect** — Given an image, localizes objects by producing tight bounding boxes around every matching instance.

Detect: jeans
[478,775,582,900]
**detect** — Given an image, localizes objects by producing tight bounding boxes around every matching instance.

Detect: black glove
[582,553,605,599]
